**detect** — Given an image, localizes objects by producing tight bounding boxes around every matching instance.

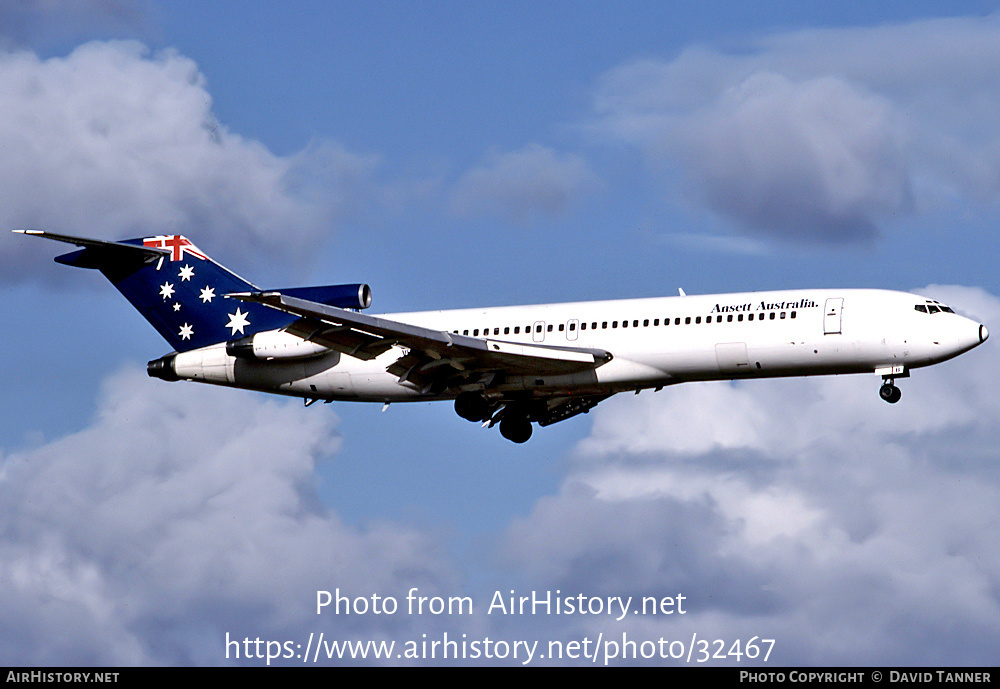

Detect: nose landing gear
[876,365,907,404]
[879,378,902,404]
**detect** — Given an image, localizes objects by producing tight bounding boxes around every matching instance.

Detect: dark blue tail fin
[22,231,294,351]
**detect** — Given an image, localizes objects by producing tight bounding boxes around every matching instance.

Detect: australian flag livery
[36,232,370,353]
[55,234,292,351]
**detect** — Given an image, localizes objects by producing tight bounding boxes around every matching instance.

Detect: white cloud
[449,144,599,223]
[0,41,381,281]
[0,368,458,665]
[497,285,1000,664]
[592,15,1000,244]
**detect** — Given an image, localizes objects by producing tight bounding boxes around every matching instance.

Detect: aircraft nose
[944,317,988,359]
[959,318,988,353]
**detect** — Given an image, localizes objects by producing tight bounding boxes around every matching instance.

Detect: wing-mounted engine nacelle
[227,331,330,361]
[270,283,372,310]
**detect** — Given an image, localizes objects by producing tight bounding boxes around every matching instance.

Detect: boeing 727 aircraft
[18,231,989,443]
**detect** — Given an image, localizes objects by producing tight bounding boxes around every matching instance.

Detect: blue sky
[1,0,999,666]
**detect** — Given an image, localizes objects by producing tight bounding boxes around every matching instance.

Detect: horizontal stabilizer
[15,229,168,267]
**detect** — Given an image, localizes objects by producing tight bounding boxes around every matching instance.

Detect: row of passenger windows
[452,311,797,337]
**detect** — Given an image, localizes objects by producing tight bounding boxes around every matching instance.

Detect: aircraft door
[567,319,579,341]
[533,321,545,342]
[824,298,844,335]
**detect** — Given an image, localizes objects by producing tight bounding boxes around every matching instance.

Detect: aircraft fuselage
[167,288,987,403]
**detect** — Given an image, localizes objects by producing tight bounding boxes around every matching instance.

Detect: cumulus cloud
[497,286,1000,664]
[0,40,381,282]
[592,15,1000,244]
[0,369,458,665]
[449,144,599,223]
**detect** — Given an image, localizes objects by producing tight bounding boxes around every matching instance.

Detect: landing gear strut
[879,379,902,404]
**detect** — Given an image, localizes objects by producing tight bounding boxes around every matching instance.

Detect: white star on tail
[226,308,251,335]
[178,323,194,340]
[199,286,215,303]
[159,282,175,299]
[178,264,194,281]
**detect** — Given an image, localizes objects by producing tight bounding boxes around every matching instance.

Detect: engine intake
[267,284,372,310]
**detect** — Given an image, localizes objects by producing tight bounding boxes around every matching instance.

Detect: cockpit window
[917,301,956,314]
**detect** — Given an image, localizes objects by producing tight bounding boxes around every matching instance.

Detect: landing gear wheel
[499,415,533,443]
[455,391,490,422]
[879,383,902,404]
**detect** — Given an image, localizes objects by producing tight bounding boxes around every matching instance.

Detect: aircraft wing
[231,291,612,391]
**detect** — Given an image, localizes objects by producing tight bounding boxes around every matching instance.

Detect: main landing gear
[879,379,902,404]
[454,391,533,443]
[498,409,532,444]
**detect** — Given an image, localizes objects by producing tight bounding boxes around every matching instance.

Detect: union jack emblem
[143,235,209,262]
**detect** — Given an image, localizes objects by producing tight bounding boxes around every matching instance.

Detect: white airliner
[19,231,989,443]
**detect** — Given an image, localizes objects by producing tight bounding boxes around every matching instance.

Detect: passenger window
[581,323,587,330]
[602,322,608,329]
[494,328,500,335]
[675,318,681,325]
[780,312,786,319]
[622,320,628,328]
[695,317,701,324]
[463,330,469,335]
[633,320,639,327]
[727,315,733,322]
[514,327,520,334]
[685,317,691,324]
[738,314,743,322]
[770,312,776,320]
[558,324,564,332]
[473,329,479,336]
[791,311,796,319]
[547,324,553,332]
[654,319,659,326]
[504,327,509,334]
